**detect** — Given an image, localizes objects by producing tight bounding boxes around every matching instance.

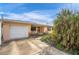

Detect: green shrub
[49,30,57,40]
[56,43,64,50]
[40,35,52,45]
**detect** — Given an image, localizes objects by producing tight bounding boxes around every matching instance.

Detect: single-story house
[0,19,52,45]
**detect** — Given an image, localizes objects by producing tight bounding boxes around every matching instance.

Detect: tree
[53,9,79,54]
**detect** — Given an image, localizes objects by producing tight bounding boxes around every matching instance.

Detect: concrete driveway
[0,37,68,55]
[0,37,48,55]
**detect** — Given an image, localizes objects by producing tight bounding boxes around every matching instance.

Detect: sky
[0,3,79,25]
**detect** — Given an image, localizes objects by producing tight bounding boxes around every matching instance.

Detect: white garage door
[10,26,29,39]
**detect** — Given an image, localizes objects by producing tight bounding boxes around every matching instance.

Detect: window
[31,26,36,31]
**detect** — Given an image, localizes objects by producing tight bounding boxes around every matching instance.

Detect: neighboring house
[0,19,52,45]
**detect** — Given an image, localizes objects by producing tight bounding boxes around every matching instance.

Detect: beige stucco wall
[3,21,31,42]
[3,22,10,42]
[3,21,48,42]
[35,26,48,33]
[43,26,48,33]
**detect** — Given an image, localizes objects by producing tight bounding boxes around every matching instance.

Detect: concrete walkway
[0,37,68,55]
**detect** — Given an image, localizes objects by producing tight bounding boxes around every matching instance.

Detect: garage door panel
[10,26,29,39]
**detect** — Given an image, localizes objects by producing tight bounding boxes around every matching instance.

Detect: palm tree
[53,9,79,54]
